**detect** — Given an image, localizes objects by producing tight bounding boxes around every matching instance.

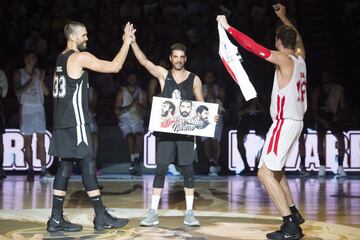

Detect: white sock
[134,153,140,159]
[185,195,194,212]
[130,154,135,162]
[151,195,161,212]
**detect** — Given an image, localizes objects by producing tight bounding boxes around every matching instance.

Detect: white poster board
[149,96,219,138]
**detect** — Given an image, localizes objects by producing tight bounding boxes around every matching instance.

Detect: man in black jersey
[47,21,134,232]
[131,32,205,226]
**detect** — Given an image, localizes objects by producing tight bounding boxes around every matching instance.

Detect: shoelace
[104,209,119,221]
[62,215,74,224]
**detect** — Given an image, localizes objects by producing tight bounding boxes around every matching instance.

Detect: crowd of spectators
[0,0,359,171]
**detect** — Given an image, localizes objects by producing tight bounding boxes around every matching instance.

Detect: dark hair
[180,100,192,107]
[163,101,176,115]
[64,21,86,40]
[170,43,187,55]
[23,50,36,59]
[196,105,209,114]
[276,25,297,50]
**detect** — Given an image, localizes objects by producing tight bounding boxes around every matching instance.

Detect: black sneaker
[47,214,83,232]
[266,221,303,240]
[94,210,129,230]
[27,169,35,182]
[239,167,252,176]
[293,212,305,225]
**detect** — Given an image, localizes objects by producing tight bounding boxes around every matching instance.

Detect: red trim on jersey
[227,27,271,59]
[267,95,285,155]
[221,57,239,84]
[273,96,285,155]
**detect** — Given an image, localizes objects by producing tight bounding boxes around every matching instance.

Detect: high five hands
[123,22,136,44]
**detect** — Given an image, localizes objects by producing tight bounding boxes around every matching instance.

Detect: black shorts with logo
[49,124,92,159]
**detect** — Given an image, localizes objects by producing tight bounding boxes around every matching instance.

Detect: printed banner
[149,96,219,138]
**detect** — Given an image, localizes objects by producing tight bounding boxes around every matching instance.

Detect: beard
[180,111,189,117]
[173,62,184,70]
[161,110,169,117]
[77,42,87,51]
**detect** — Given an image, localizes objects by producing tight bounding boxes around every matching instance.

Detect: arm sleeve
[227,27,271,59]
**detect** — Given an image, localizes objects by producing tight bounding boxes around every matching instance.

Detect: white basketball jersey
[120,86,144,119]
[19,68,44,107]
[270,55,307,121]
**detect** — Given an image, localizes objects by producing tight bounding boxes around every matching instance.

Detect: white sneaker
[140,209,159,226]
[318,165,326,177]
[337,166,347,177]
[168,164,181,176]
[184,210,200,226]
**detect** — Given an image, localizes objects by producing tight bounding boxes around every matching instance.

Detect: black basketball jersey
[160,71,195,100]
[53,50,90,130]
[158,70,196,141]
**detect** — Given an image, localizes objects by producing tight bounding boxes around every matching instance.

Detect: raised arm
[76,23,134,73]
[217,15,271,60]
[216,14,294,83]
[130,29,167,87]
[274,3,305,60]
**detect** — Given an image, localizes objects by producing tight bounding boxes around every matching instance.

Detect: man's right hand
[274,3,287,18]
[216,15,230,30]
[122,22,133,45]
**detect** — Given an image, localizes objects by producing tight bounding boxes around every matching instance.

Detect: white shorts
[20,105,46,135]
[259,119,303,171]
[118,116,144,137]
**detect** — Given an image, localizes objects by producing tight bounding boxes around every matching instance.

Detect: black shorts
[49,124,92,159]
[156,141,197,166]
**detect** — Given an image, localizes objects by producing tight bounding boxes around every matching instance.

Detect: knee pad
[153,164,168,188]
[181,165,194,188]
[80,154,98,191]
[53,159,73,191]
[60,160,73,178]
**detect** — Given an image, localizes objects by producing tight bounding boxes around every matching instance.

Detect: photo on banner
[149,96,219,138]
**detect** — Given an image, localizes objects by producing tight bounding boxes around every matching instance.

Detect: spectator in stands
[0,67,8,180]
[14,51,53,181]
[312,71,347,177]
[114,72,147,175]
[201,71,225,176]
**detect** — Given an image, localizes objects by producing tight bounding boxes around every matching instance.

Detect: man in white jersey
[218,3,306,239]
[14,51,53,182]
[114,72,147,175]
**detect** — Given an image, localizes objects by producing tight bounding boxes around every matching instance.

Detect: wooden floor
[0,174,359,239]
